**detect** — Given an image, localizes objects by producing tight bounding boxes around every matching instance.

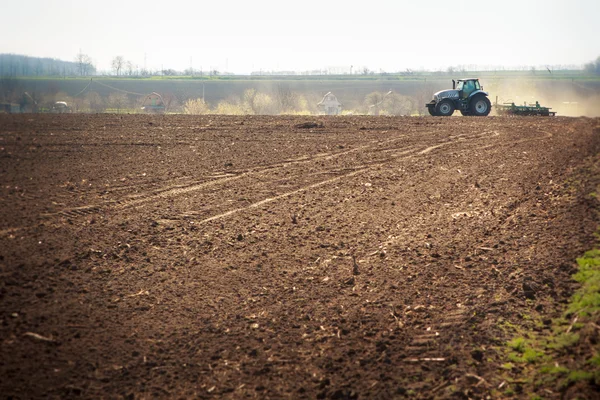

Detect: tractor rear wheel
[435,100,455,116]
[470,95,491,116]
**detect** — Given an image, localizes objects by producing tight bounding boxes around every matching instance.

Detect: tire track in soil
[140,123,518,375]
[306,128,554,374]
[0,129,508,237]
[0,127,546,237]
[8,134,414,228]
[167,128,529,225]
[403,307,468,363]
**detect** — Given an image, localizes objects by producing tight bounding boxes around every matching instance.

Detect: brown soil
[1,114,599,399]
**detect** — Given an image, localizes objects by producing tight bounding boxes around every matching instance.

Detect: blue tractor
[425,78,491,117]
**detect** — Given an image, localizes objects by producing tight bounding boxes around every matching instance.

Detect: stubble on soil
[1,114,599,399]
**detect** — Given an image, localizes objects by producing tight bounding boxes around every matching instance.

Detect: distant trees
[112,56,125,76]
[0,77,20,103]
[184,98,210,115]
[181,87,314,116]
[413,83,436,116]
[110,56,142,76]
[364,91,415,116]
[274,84,298,113]
[378,92,413,115]
[214,100,246,115]
[243,89,276,115]
[161,93,181,113]
[85,91,105,113]
[364,91,386,112]
[584,56,600,75]
[107,93,129,113]
[75,52,94,76]
[0,54,89,77]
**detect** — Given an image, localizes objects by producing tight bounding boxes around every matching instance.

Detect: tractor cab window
[474,80,481,90]
[464,80,474,92]
[455,81,464,91]
[461,80,476,98]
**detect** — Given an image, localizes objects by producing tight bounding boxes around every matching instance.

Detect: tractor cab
[454,79,481,99]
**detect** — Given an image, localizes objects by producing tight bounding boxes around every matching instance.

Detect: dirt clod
[294,122,324,129]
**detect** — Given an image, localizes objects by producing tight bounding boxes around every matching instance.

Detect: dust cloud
[487,78,600,117]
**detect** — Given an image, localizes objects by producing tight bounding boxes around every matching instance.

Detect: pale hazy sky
[3,0,599,73]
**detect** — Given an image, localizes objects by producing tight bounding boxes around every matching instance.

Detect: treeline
[0,76,422,115]
[181,88,417,116]
[584,56,600,76]
[0,54,96,77]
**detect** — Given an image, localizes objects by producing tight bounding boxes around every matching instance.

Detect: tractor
[425,78,491,117]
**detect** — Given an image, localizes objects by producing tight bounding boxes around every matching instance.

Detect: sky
[2,0,599,74]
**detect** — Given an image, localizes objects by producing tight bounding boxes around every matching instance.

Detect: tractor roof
[457,78,479,81]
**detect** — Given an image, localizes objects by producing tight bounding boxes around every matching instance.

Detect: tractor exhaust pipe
[452,80,455,90]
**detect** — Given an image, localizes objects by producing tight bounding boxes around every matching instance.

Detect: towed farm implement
[494,97,556,116]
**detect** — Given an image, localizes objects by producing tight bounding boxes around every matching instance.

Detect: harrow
[494,97,556,116]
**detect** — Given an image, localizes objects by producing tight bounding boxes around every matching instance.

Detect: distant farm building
[317,92,342,115]
[141,92,166,113]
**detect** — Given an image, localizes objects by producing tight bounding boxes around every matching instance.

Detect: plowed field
[1,114,599,399]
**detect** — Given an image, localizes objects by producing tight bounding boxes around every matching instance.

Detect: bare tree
[274,84,297,113]
[214,100,245,115]
[86,91,105,113]
[126,61,134,76]
[162,93,181,113]
[107,92,129,113]
[184,98,210,114]
[414,82,435,116]
[364,91,386,115]
[243,89,275,115]
[112,56,125,76]
[383,93,413,116]
[75,52,93,76]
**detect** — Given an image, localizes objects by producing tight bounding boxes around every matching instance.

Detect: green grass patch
[561,370,598,388]
[568,250,600,318]
[547,332,580,350]
[500,234,600,395]
[507,337,527,352]
[588,354,600,366]
[508,348,545,364]
[502,362,516,370]
[539,365,569,375]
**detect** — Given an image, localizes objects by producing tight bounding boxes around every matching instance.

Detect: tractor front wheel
[427,105,437,116]
[435,100,455,117]
[470,95,491,116]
